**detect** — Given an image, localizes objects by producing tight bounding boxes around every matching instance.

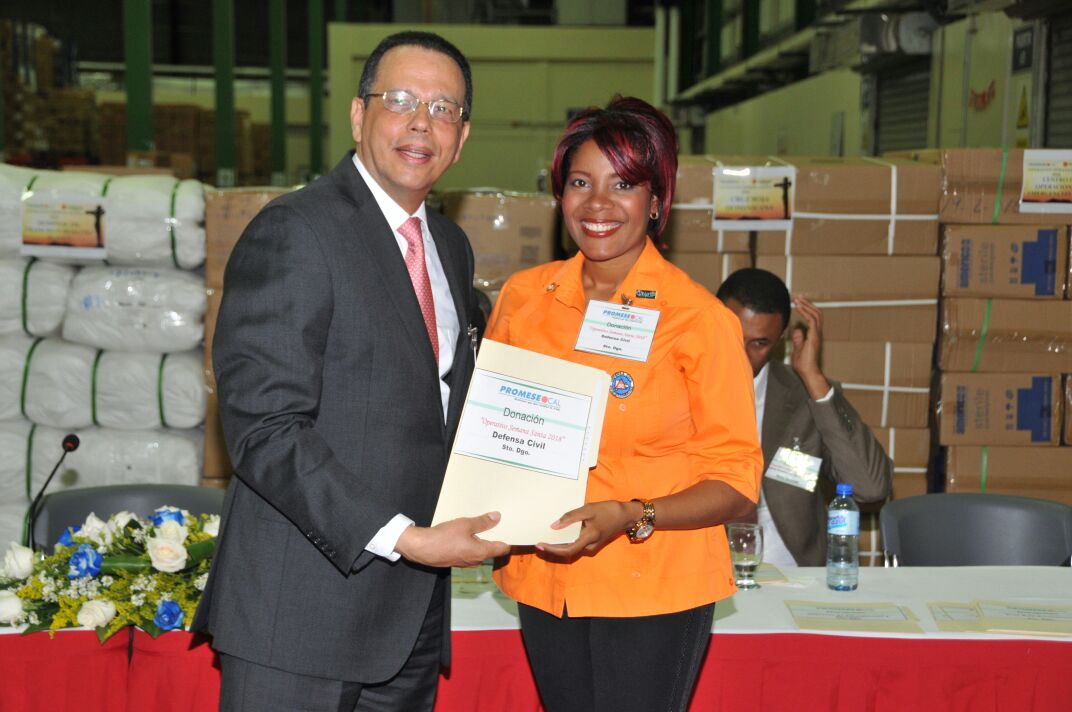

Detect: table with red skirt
[2,567,1070,712]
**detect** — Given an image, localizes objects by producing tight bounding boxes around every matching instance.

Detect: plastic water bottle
[826,483,859,591]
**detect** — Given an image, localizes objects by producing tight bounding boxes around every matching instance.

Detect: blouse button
[619,403,627,412]
[631,571,642,578]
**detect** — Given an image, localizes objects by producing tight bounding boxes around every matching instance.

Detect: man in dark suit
[193,31,509,711]
[717,269,891,567]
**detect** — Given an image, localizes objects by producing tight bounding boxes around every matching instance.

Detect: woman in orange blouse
[486,97,763,712]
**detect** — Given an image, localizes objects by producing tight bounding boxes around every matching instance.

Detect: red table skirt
[4,629,1072,711]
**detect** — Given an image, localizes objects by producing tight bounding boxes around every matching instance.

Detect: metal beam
[269,0,287,185]
[335,0,347,22]
[309,0,324,178]
[123,0,154,156]
[213,0,236,186]
[704,0,724,78]
[680,0,698,90]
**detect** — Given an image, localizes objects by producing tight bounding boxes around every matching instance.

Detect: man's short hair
[716,268,791,329]
[357,31,473,120]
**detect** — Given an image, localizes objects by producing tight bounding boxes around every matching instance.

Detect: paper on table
[431,340,610,544]
[976,600,1072,637]
[754,563,789,585]
[785,600,924,634]
[929,601,985,633]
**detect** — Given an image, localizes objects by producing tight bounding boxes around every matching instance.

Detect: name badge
[574,300,660,362]
[765,446,821,492]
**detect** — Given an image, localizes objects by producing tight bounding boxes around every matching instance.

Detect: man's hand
[790,295,833,401]
[535,500,638,560]
[394,513,509,568]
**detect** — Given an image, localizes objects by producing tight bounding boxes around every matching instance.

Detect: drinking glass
[727,523,763,590]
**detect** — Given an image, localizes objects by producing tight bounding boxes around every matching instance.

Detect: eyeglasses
[364,90,466,124]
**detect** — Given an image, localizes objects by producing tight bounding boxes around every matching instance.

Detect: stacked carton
[662,156,750,293]
[936,148,1072,506]
[441,190,558,303]
[751,157,941,504]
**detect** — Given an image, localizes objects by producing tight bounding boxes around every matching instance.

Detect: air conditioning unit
[810,12,939,73]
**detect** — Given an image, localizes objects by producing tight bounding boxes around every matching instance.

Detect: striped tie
[398,216,439,363]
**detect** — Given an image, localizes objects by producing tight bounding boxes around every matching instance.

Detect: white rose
[147,536,188,573]
[2,542,35,580]
[155,520,188,544]
[0,590,24,624]
[76,599,117,629]
[81,513,108,543]
[203,515,220,537]
[107,511,137,537]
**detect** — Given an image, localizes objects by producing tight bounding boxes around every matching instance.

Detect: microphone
[27,433,80,552]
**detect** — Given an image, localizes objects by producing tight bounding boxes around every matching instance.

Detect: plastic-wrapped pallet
[63,265,206,353]
[0,419,34,546]
[0,258,75,337]
[12,425,203,497]
[0,336,206,429]
[0,165,206,268]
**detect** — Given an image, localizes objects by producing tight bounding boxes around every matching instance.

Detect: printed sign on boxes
[941,225,1070,299]
[938,372,1062,447]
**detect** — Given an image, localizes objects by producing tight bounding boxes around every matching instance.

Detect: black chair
[31,484,226,553]
[880,493,1072,566]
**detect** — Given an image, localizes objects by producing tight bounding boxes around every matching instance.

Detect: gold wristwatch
[625,499,656,543]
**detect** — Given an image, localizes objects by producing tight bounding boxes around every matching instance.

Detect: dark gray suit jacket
[192,153,481,683]
[761,361,892,566]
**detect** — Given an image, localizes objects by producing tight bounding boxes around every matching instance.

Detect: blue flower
[56,525,81,548]
[149,507,186,527]
[153,600,184,631]
[67,544,102,580]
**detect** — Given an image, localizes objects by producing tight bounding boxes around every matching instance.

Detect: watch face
[634,523,654,540]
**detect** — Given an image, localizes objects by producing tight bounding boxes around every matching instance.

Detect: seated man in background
[717,268,892,567]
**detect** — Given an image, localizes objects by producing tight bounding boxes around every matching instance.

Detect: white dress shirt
[352,153,460,561]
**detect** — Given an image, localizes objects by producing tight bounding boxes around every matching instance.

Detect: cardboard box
[940,149,1072,225]
[944,446,1072,506]
[203,390,234,478]
[823,341,934,389]
[665,252,751,294]
[663,208,750,253]
[203,288,222,386]
[873,427,932,500]
[756,255,941,301]
[819,303,938,343]
[200,476,231,490]
[842,389,930,429]
[753,217,938,256]
[941,224,1070,299]
[939,298,1072,372]
[938,372,1062,446]
[205,188,290,290]
[442,191,557,290]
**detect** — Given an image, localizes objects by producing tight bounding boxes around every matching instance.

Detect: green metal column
[704,0,723,78]
[743,0,760,59]
[123,0,154,157]
[795,0,816,32]
[213,0,236,186]
[308,0,324,178]
[269,0,287,186]
[335,0,347,22]
[680,0,697,90]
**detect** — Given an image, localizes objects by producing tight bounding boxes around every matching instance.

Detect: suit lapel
[331,156,440,378]
[761,361,799,470]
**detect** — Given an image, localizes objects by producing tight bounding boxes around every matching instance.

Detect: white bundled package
[0,336,206,429]
[0,418,32,504]
[103,176,206,269]
[0,334,35,422]
[63,265,206,352]
[0,166,206,267]
[24,425,203,495]
[0,259,76,337]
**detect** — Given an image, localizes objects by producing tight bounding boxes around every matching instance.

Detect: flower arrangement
[0,506,218,642]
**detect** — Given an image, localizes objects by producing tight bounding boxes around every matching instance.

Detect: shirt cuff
[815,386,835,403]
[365,513,415,562]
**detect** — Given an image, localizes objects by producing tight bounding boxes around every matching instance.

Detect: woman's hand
[535,500,639,559]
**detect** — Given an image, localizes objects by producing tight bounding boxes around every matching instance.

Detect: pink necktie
[398,216,439,363]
